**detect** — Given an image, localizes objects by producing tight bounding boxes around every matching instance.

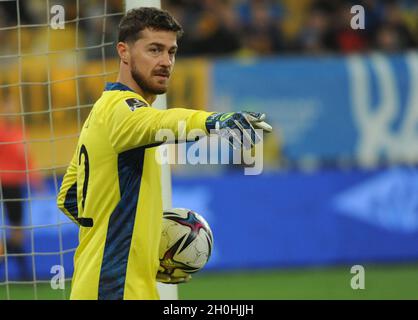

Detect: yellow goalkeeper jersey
[57,82,211,300]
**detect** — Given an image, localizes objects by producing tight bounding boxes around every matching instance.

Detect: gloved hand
[156,267,192,284]
[205,111,272,149]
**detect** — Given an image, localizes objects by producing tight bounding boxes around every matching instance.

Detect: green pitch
[179,263,418,300]
[1,263,417,300]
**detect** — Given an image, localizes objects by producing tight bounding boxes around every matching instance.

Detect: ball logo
[165,211,212,255]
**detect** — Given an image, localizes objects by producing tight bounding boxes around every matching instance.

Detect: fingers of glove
[156,272,171,282]
[257,113,266,121]
[253,120,273,133]
[216,124,240,150]
[236,114,263,148]
[226,127,243,149]
[243,113,266,143]
[247,119,263,144]
[233,119,255,149]
[244,112,265,122]
[170,274,192,284]
[157,273,192,284]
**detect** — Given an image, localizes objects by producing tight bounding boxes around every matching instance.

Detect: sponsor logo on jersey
[125,98,147,111]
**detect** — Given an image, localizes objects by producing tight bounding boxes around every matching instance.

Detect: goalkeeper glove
[205,111,272,149]
[156,268,192,284]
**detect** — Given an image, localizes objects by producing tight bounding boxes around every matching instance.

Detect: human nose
[159,51,173,68]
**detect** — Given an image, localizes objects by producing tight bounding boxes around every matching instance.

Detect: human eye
[149,46,162,55]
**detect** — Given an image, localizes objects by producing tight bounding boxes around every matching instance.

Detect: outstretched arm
[107,96,272,153]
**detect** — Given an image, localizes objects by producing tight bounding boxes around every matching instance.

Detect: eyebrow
[147,42,178,51]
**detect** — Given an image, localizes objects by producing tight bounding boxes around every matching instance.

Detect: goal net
[0,0,175,300]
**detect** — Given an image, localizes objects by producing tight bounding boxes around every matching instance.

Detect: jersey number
[77,144,93,227]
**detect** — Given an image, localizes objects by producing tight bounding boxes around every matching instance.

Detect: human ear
[117,42,129,65]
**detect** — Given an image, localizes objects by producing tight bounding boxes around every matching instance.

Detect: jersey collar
[104,82,135,92]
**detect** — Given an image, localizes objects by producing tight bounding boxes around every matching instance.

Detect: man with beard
[57,7,272,300]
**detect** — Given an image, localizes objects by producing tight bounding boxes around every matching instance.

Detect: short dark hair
[118,7,183,43]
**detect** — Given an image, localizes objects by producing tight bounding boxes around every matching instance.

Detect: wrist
[205,112,221,133]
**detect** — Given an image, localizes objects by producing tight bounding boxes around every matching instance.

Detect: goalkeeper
[57,7,272,300]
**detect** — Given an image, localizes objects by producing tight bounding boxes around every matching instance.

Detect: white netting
[0,0,124,299]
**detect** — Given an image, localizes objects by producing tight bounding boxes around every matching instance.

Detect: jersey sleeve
[57,150,80,226]
[107,97,214,153]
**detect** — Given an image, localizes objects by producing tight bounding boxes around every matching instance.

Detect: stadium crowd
[0,0,417,58]
[167,0,418,56]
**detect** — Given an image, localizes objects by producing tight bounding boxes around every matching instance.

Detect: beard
[131,63,168,95]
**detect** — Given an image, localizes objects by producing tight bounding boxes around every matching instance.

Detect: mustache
[153,69,171,77]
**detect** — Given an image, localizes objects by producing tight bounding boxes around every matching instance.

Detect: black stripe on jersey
[98,147,145,300]
[63,182,79,221]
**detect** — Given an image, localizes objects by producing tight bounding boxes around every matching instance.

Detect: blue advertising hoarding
[211,53,418,165]
[2,167,418,280]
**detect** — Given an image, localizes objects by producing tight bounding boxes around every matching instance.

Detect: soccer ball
[159,208,213,278]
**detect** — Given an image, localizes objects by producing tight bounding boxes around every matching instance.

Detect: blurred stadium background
[1,0,418,300]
